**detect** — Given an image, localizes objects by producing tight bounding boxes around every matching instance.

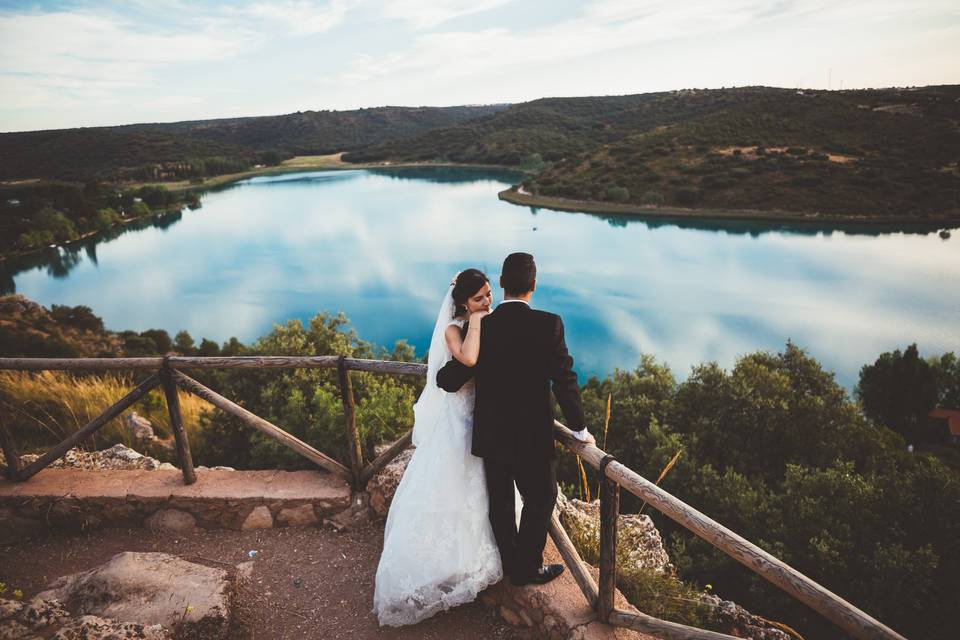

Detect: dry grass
[639,449,683,515]
[0,371,210,452]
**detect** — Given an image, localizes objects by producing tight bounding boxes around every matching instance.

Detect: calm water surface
[4,168,959,388]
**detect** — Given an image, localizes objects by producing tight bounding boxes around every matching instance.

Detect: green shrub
[674,187,702,204]
[93,207,120,230]
[640,190,665,205]
[606,186,630,202]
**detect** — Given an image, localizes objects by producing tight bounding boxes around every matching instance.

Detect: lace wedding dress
[373,282,505,626]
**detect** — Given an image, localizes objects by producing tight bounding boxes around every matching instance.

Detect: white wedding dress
[373,282,509,627]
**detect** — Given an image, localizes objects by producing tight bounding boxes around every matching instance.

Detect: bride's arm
[444,313,484,366]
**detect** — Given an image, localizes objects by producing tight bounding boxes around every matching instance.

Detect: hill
[0,105,507,182]
[346,86,960,220]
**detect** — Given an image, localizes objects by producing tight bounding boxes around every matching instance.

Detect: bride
[373,268,508,626]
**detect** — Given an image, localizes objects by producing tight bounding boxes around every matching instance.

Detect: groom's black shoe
[509,564,564,586]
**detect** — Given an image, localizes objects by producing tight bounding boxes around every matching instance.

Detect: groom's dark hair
[501,252,536,295]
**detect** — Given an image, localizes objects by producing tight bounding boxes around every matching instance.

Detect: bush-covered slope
[348,86,960,219]
[0,105,507,181]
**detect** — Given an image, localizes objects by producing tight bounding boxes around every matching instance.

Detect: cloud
[382,0,514,30]
[335,0,960,89]
[242,0,351,35]
[0,8,258,113]
[337,1,762,85]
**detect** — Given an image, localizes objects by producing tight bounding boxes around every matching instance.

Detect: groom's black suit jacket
[436,301,585,462]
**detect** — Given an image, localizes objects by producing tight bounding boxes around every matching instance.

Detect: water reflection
[0,208,186,292]
[534,206,956,237]
[6,168,959,389]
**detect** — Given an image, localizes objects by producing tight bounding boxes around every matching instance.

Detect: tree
[126,201,151,218]
[174,330,196,355]
[93,207,120,231]
[928,352,960,408]
[856,344,938,443]
[33,206,77,242]
[606,186,630,202]
[50,304,104,333]
[198,338,220,356]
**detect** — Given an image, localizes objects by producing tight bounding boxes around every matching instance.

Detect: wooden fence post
[161,356,196,485]
[0,421,21,482]
[337,356,364,488]
[598,455,619,623]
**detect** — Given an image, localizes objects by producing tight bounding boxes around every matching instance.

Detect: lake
[3,167,958,389]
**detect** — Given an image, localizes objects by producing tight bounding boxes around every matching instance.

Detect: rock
[0,598,68,639]
[481,538,656,640]
[0,507,45,545]
[700,593,795,640]
[325,492,373,531]
[18,597,70,628]
[0,596,171,639]
[144,509,196,532]
[52,614,172,639]
[499,605,522,626]
[235,561,255,581]
[17,445,164,471]
[37,552,232,639]
[366,446,414,517]
[556,489,672,575]
[276,504,318,527]
[241,505,273,530]
[0,598,24,621]
[122,412,155,442]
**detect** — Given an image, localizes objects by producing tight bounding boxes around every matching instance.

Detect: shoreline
[497,188,960,227]
[127,154,528,193]
[0,204,186,264]
[5,162,956,263]
[0,158,527,262]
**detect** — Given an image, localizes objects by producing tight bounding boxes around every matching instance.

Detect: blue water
[4,167,959,389]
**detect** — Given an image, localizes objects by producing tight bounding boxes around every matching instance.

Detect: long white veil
[411,277,456,447]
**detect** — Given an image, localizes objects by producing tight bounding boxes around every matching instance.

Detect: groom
[438,252,594,586]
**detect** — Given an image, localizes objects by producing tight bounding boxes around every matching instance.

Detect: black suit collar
[493,300,531,317]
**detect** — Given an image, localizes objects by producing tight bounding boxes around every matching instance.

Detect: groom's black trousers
[483,456,558,579]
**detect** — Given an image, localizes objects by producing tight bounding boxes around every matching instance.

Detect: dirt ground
[0,523,525,640]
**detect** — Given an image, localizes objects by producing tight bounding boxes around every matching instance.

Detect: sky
[1,0,958,132]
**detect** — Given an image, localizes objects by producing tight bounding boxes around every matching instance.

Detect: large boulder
[37,552,232,639]
[556,490,672,575]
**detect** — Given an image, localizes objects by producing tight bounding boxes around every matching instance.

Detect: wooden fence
[0,356,907,640]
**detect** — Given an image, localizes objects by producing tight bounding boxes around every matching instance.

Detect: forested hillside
[4,86,958,219]
[347,86,960,219]
[0,105,506,182]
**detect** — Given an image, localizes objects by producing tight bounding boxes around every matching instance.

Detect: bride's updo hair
[452,268,489,317]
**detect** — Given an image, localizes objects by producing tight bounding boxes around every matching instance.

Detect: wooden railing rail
[0,356,427,375]
[553,422,907,640]
[0,356,422,489]
[0,356,908,640]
